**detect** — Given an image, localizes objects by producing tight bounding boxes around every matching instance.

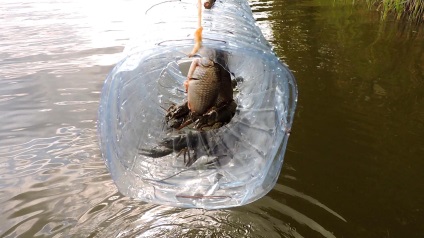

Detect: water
[1,0,423,237]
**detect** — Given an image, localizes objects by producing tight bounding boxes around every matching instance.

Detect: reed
[366,0,424,22]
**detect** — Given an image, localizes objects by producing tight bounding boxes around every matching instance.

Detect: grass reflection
[366,0,424,22]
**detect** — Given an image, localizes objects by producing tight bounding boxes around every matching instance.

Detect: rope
[189,0,204,56]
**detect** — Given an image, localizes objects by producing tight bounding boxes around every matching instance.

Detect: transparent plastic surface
[98,0,297,209]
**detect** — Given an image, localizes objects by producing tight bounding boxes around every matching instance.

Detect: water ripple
[0,126,112,237]
[1,0,423,236]
[59,183,345,238]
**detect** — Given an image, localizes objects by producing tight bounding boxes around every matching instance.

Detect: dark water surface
[1,0,423,237]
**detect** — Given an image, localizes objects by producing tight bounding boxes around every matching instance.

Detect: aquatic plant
[366,0,424,22]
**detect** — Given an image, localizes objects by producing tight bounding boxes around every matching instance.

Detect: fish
[184,56,233,115]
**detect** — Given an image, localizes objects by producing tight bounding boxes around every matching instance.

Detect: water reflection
[0,126,112,237]
[1,0,423,237]
[0,0,132,79]
[269,0,424,237]
[63,195,310,237]
[60,180,346,237]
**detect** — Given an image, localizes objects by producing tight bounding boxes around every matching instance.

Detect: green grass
[366,0,424,22]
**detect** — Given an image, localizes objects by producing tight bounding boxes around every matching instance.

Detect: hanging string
[189,0,203,56]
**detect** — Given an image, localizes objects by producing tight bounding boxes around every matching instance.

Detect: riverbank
[367,0,424,22]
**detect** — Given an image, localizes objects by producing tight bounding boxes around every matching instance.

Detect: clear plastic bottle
[98,0,297,209]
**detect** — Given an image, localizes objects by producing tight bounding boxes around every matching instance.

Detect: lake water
[1,0,423,237]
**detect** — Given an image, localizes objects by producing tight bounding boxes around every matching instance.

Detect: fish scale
[187,59,221,114]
